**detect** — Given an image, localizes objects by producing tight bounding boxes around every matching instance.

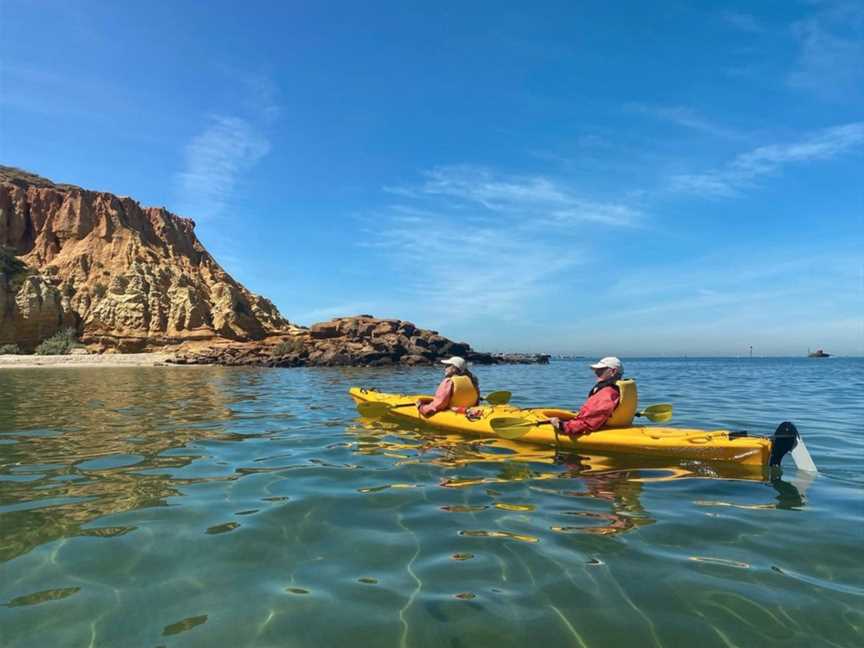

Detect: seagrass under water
[1,359,862,647]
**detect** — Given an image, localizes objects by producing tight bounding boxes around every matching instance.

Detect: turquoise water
[1,358,862,647]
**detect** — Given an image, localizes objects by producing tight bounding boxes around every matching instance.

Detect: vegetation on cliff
[34,328,83,355]
[0,246,25,278]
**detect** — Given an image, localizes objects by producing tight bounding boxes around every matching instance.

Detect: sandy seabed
[0,352,177,368]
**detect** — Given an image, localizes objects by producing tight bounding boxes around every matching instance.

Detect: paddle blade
[790,436,818,473]
[637,404,673,423]
[356,401,395,418]
[484,390,512,405]
[490,417,542,440]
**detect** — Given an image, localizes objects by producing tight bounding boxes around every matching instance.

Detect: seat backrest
[605,379,637,427]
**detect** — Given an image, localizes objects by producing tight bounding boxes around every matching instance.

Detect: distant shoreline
[1,352,858,369]
[0,352,177,368]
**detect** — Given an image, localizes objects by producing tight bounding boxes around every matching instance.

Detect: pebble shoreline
[0,353,177,368]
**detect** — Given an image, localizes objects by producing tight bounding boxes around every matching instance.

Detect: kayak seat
[605,379,638,427]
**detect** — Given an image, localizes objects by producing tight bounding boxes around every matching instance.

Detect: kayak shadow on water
[347,415,813,537]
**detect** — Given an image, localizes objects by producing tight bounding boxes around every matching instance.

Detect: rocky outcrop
[0,167,549,365]
[0,261,76,349]
[169,315,550,367]
[0,166,295,350]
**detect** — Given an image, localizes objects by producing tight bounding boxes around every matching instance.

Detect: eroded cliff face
[0,166,292,351]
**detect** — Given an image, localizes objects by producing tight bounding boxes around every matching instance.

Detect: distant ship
[808,349,831,358]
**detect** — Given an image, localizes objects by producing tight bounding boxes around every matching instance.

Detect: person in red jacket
[550,357,623,437]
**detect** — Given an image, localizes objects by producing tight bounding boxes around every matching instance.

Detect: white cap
[590,356,622,372]
[440,356,467,371]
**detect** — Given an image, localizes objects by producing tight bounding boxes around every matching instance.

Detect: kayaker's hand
[465,407,482,421]
[549,417,561,431]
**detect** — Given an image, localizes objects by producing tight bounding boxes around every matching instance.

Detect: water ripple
[0,360,861,647]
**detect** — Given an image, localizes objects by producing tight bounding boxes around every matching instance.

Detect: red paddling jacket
[561,379,621,436]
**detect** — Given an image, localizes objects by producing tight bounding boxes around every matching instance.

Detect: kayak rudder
[769,422,818,473]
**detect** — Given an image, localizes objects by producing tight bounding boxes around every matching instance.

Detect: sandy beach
[0,352,177,368]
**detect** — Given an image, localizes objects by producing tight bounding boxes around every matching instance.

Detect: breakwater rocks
[168,315,550,367]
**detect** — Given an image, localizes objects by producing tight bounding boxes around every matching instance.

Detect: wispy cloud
[789,2,864,99]
[606,249,863,328]
[386,165,643,227]
[626,103,746,140]
[172,71,280,219]
[243,73,282,125]
[364,166,644,323]
[615,286,796,319]
[668,122,864,197]
[361,212,576,320]
[173,115,270,218]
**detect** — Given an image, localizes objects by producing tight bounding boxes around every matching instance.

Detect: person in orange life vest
[550,357,623,437]
[417,356,480,417]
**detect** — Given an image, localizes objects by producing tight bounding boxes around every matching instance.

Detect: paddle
[489,417,551,439]
[635,403,673,423]
[356,400,413,418]
[484,390,512,405]
[489,404,674,440]
[357,390,512,418]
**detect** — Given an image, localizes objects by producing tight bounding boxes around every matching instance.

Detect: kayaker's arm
[559,387,620,436]
[418,379,454,416]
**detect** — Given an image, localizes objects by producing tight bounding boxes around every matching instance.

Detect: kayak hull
[349,387,773,467]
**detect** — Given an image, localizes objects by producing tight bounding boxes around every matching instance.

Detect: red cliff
[0,166,293,351]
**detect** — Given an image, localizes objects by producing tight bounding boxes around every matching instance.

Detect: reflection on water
[349,415,656,536]
[0,368,265,563]
[347,415,815,538]
[1,361,862,647]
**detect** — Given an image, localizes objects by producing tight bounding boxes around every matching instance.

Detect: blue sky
[1,1,861,355]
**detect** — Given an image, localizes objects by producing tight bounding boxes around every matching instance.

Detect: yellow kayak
[348,386,812,470]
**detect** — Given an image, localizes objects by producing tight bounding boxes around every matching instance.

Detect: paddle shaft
[491,404,672,440]
[390,391,504,410]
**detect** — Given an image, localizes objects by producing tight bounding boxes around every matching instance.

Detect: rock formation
[0,166,294,351]
[1,167,549,366]
[169,315,550,367]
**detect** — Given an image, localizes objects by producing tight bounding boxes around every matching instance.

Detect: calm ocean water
[1,358,862,647]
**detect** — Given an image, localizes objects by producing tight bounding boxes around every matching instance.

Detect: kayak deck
[349,387,773,467]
